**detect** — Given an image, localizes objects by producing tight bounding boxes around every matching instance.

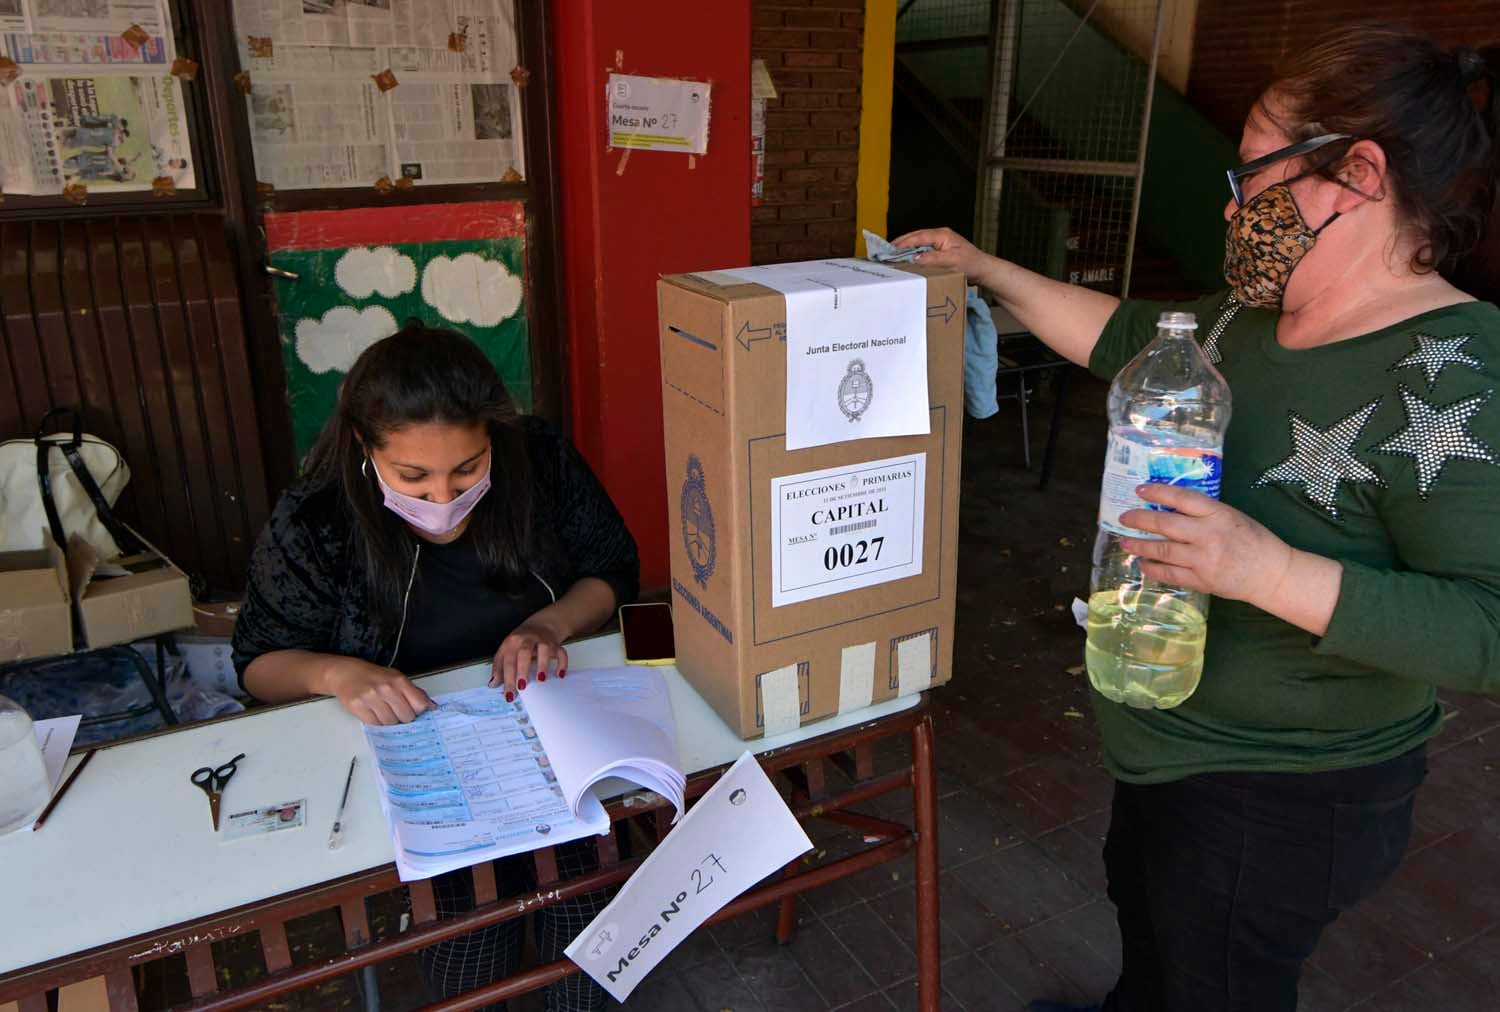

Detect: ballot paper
[363,668,684,881]
[720,259,930,452]
[19,715,81,833]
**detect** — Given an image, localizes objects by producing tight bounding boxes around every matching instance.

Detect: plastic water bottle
[1087,311,1231,709]
[0,694,51,834]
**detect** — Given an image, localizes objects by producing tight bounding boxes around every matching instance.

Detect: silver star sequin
[1388,333,1482,390]
[1371,385,1497,499]
[1253,397,1386,519]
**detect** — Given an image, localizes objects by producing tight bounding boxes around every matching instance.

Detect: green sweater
[1087,292,1500,783]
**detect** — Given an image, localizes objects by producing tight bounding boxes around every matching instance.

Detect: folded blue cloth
[963,288,1000,419]
[864,230,999,419]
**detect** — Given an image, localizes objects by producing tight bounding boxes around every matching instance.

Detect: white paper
[567,752,813,1002]
[606,73,710,155]
[0,71,195,194]
[721,259,930,451]
[769,452,927,607]
[515,668,685,823]
[30,0,163,32]
[0,1,174,66]
[229,0,525,190]
[750,59,777,101]
[21,714,81,833]
[363,671,684,881]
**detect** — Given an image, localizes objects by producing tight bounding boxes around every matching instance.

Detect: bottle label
[1098,435,1223,537]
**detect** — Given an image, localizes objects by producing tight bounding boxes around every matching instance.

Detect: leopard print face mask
[1223,182,1340,310]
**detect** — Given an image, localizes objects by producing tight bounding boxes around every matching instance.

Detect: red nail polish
[559,669,567,679]
[505,691,515,703]
[518,677,527,690]
[539,671,547,682]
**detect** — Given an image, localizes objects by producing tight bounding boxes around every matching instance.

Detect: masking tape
[759,664,801,737]
[897,631,934,696]
[837,641,876,714]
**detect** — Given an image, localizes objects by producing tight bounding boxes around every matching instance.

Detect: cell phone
[620,602,676,666]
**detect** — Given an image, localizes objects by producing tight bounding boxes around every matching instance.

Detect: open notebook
[363,667,685,881]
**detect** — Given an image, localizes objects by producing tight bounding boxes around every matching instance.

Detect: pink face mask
[366,453,492,536]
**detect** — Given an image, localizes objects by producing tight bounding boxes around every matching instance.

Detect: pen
[31,749,97,832]
[328,755,357,850]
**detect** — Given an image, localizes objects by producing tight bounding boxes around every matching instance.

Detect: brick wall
[1188,1,1498,137]
[752,0,866,264]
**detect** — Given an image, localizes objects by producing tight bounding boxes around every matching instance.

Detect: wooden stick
[31,748,97,831]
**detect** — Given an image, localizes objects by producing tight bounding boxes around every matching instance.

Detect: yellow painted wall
[855,0,897,254]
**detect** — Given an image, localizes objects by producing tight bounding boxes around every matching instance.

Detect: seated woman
[232,321,637,1011]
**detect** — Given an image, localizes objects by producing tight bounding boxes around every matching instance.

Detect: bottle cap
[1157,311,1198,330]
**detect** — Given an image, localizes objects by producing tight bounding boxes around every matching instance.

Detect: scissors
[190,752,244,831]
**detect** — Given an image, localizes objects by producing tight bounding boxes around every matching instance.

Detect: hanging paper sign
[606,73,710,155]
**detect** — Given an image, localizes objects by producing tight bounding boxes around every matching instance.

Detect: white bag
[0,408,139,560]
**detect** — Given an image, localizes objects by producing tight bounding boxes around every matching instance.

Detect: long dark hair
[304,321,533,626]
[1263,25,1500,299]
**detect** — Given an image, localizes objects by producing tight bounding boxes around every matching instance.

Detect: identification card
[222,799,307,841]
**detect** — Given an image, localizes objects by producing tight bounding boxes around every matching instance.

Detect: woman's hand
[1118,484,1296,605]
[490,614,569,699]
[893,227,994,283]
[324,658,435,725]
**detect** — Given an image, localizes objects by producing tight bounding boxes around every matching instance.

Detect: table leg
[122,645,177,726]
[776,894,797,945]
[357,965,383,1012]
[911,713,942,1012]
[103,966,137,1011]
[1040,365,1071,490]
[1019,373,1033,469]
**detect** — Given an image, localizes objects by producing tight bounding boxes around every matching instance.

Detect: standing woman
[902,24,1500,1012]
[232,322,638,1011]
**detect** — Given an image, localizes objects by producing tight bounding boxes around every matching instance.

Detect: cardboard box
[68,531,194,649]
[0,532,73,663]
[192,599,242,639]
[657,262,964,738]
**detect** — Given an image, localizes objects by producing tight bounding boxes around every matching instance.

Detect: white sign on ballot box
[719,259,931,452]
[770,452,927,607]
[566,752,813,1001]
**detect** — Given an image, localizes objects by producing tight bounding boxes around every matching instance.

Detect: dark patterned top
[231,417,639,692]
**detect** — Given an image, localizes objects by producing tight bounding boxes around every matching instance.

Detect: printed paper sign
[567,752,812,1002]
[720,259,930,451]
[770,453,926,607]
[606,73,710,155]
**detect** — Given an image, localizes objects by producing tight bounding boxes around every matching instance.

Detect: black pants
[1102,747,1426,1012]
[420,839,614,1012]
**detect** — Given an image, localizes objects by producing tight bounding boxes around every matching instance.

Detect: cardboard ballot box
[657,261,964,738]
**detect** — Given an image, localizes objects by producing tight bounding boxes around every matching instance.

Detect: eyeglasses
[1227,133,1353,207]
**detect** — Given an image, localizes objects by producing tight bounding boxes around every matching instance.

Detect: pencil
[31,748,97,832]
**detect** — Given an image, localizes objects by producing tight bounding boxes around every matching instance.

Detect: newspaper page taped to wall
[0,0,193,195]
[231,0,525,190]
